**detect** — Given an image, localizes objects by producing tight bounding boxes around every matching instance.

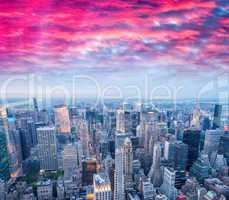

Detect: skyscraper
[93,173,112,200]
[144,121,156,154]
[213,104,222,129]
[63,143,78,181]
[174,142,188,171]
[116,109,131,133]
[183,129,200,170]
[204,129,223,157]
[148,142,162,187]
[77,118,90,157]
[37,127,58,170]
[33,97,39,122]
[164,140,188,170]
[114,148,125,200]
[123,137,133,190]
[33,97,39,112]
[54,105,71,134]
[191,108,201,129]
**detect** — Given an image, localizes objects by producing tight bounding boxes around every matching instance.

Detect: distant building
[213,104,222,129]
[63,143,78,181]
[148,142,162,187]
[54,105,71,134]
[183,129,200,170]
[116,109,131,133]
[204,129,223,157]
[37,127,58,170]
[93,173,112,200]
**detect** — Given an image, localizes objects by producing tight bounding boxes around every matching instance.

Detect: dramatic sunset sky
[0,0,228,99]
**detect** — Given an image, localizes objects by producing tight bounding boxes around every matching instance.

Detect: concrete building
[63,143,78,181]
[114,148,125,200]
[37,126,58,170]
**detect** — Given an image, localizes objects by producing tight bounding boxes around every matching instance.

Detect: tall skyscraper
[204,129,223,157]
[164,140,188,170]
[144,121,156,154]
[63,143,78,181]
[116,109,131,133]
[77,118,90,157]
[27,120,37,147]
[148,142,162,187]
[114,148,125,200]
[93,173,112,200]
[123,137,133,190]
[174,142,188,171]
[37,127,58,171]
[19,119,32,160]
[0,107,21,178]
[213,104,222,129]
[183,129,200,170]
[54,105,71,134]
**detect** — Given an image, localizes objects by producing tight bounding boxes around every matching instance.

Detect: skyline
[0,0,228,98]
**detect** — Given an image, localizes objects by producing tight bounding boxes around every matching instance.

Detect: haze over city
[0,1,228,200]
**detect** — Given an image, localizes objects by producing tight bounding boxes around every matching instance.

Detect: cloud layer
[0,0,228,75]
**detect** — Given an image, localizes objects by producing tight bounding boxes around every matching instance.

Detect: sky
[0,0,228,100]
